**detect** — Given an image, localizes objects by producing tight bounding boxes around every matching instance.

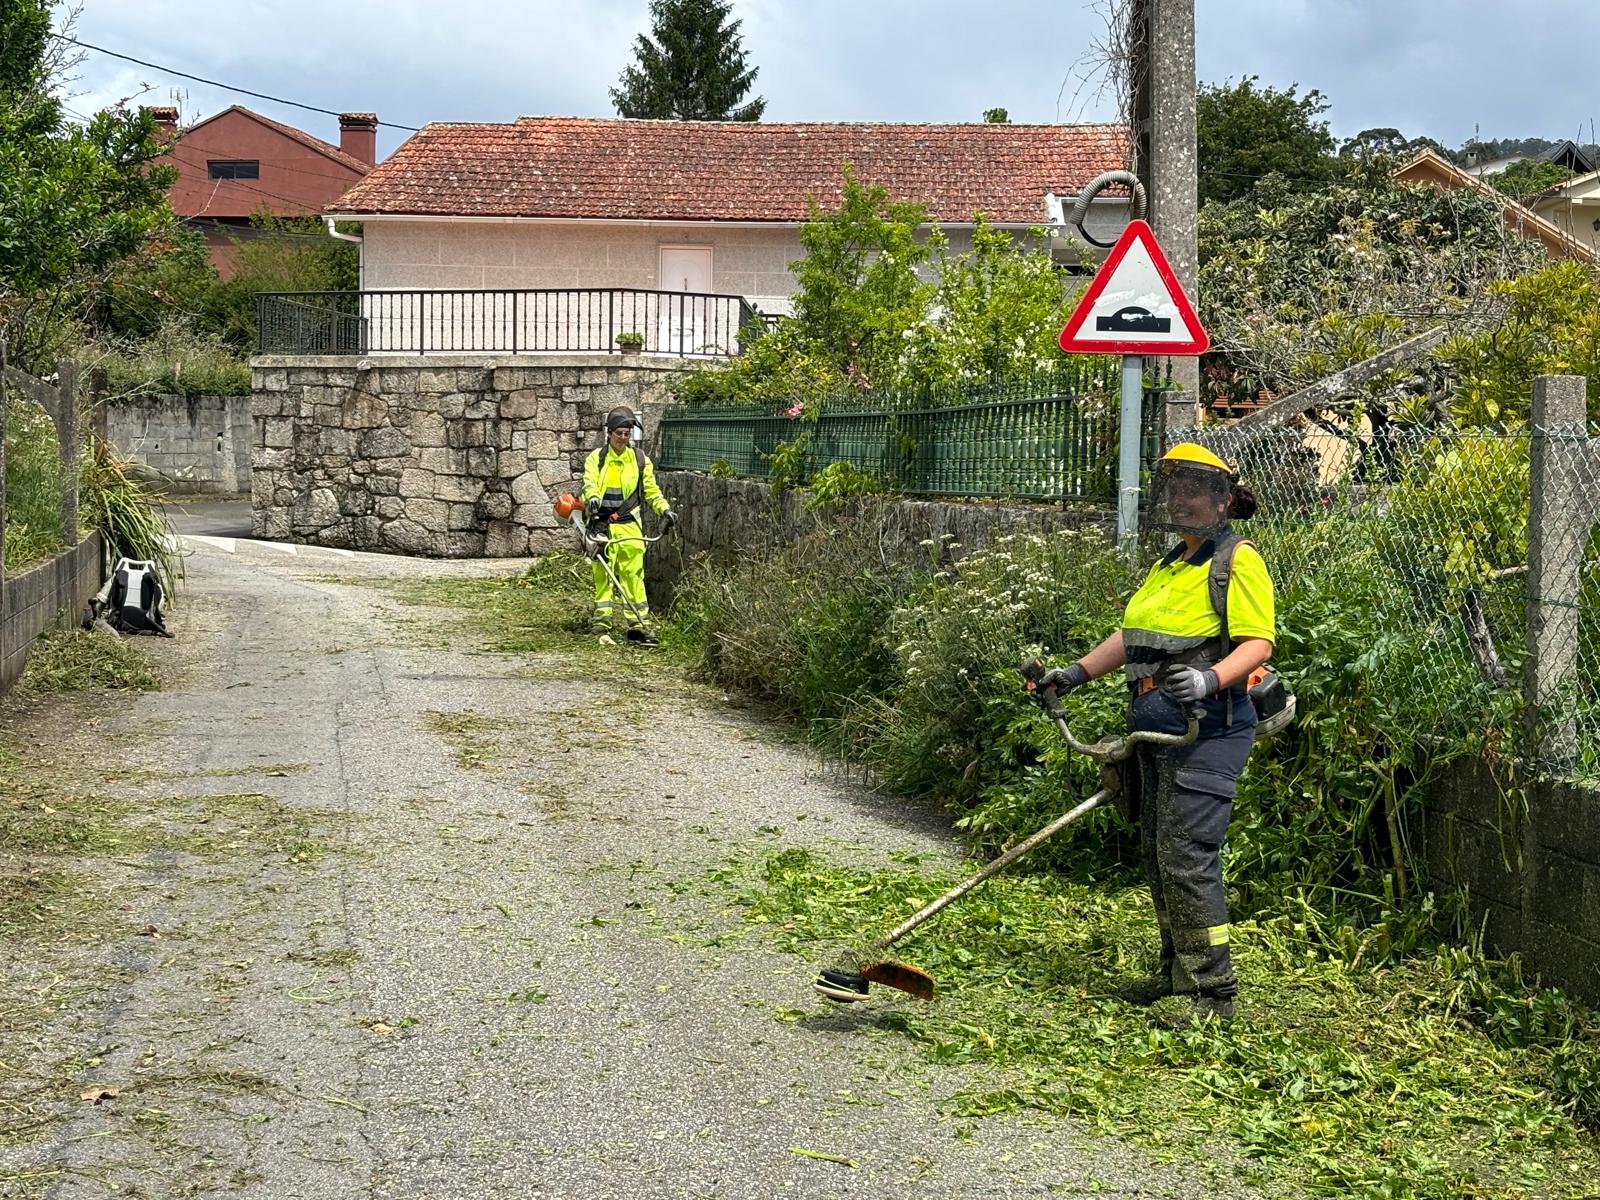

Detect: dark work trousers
[1130,690,1257,997]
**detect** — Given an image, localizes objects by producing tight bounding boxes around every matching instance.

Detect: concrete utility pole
[1130,0,1200,436]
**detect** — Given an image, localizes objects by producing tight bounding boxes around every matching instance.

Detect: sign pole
[1118,354,1143,558]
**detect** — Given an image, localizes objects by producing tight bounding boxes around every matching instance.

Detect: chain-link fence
[1194,394,1600,781]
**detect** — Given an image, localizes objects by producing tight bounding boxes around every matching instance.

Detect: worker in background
[1038,443,1275,1021]
[582,407,676,645]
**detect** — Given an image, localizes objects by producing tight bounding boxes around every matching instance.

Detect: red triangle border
[1058,219,1210,356]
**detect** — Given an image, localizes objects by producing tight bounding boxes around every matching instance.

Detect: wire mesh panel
[1196,421,1545,762]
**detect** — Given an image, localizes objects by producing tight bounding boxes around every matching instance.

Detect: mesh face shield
[1151,459,1233,537]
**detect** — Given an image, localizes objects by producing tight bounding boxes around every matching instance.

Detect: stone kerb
[250,355,694,557]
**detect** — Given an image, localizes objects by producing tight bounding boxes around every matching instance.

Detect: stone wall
[106,393,252,494]
[0,533,105,696]
[250,354,693,557]
[645,470,1115,602]
[1425,758,1600,1003]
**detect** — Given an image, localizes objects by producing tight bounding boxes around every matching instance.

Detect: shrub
[671,513,918,727]
[99,316,251,397]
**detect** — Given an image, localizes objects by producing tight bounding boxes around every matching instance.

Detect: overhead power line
[54,34,420,132]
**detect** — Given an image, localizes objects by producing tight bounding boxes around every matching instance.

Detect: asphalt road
[2,512,1252,1199]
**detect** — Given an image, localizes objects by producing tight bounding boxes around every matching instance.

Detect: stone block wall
[1425,756,1600,1003]
[106,393,253,494]
[0,533,105,696]
[249,355,694,557]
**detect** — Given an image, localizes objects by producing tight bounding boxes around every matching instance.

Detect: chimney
[147,105,179,142]
[339,112,378,166]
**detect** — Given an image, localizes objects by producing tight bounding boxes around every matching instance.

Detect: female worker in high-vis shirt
[1040,442,1275,1021]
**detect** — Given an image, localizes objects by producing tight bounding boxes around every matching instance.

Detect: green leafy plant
[1438,261,1600,424]
[804,460,885,510]
[615,330,645,349]
[761,434,811,500]
[707,457,735,478]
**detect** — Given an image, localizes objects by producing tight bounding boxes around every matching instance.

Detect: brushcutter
[552,492,673,635]
[812,656,1200,1004]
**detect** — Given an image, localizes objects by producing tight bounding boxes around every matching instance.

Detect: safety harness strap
[596,447,647,523]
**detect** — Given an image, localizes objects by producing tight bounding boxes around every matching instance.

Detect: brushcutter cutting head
[813,959,936,1003]
[813,967,870,1003]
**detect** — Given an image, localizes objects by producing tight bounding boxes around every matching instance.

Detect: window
[207,160,259,180]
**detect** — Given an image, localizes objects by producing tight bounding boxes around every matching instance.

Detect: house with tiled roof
[149,104,380,274]
[1393,149,1596,264]
[314,116,1128,354]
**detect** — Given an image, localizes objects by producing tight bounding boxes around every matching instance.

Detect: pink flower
[786,402,804,418]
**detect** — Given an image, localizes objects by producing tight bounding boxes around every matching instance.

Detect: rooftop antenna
[169,85,188,121]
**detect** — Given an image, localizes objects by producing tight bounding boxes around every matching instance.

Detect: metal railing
[255,288,764,357]
[659,384,1162,505]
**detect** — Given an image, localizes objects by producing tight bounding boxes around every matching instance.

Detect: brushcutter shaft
[867,786,1113,955]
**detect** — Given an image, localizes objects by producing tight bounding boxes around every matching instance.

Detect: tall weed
[3,395,66,571]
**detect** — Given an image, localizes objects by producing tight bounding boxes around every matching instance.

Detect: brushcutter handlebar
[1019,656,1198,762]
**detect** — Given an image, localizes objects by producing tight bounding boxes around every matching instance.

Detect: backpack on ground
[1208,534,1295,738]
[85,558,172,638]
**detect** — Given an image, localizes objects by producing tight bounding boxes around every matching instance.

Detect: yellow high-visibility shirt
[1123,539,1276,647]
[582,446,669,519]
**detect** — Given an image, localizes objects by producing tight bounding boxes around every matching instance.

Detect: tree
[611,0,765,121]
[1485,158,1575,199]
[1196,76,1336,205]
[1339,127,1448,164]
[1198,174,1546,406]
[982,107,1009,124]
[0,0,176,369]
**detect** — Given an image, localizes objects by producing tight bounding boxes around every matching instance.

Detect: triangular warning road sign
[1058,220,1209,355]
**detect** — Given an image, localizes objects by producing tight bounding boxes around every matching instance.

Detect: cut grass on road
[682,843,1600,1200]
[383,555,1600,1200]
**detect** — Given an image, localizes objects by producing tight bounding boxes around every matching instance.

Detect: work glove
[1037,662,1090,702]
[585,497,601,519]
[1162,665,1218,703]
[660,509,679,529]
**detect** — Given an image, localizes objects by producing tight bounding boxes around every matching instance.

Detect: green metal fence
[659,388,1164,504]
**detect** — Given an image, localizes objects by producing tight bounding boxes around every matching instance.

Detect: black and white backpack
[88,558,172,637]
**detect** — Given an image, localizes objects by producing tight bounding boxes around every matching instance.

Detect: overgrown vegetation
[3,393,66,571]
[1198,171,1546,408]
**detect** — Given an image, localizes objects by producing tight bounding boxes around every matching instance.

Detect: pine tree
[610,0,765,122]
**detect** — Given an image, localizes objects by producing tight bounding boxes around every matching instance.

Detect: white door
[658,245,713,353]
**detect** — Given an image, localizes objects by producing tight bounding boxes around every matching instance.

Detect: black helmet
[606,407,639,433]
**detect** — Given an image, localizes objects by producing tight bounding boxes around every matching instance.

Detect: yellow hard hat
[1160,442,1233,476]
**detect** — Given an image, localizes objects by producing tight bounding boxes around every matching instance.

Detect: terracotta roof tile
[331,116,1127,223]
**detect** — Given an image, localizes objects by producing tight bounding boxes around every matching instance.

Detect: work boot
[590,621,608,637]
[1115,973,1174,1006]
[626,626,659,646]
[1192,991,1237,1023]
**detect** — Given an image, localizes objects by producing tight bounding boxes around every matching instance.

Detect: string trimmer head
[813,960,936,1003]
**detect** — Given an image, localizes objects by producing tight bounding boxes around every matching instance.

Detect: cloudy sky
[63,0,1600,159]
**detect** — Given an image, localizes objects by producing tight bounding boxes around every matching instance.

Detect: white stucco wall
[1532,179,1600,255]
[360,220,809,315]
